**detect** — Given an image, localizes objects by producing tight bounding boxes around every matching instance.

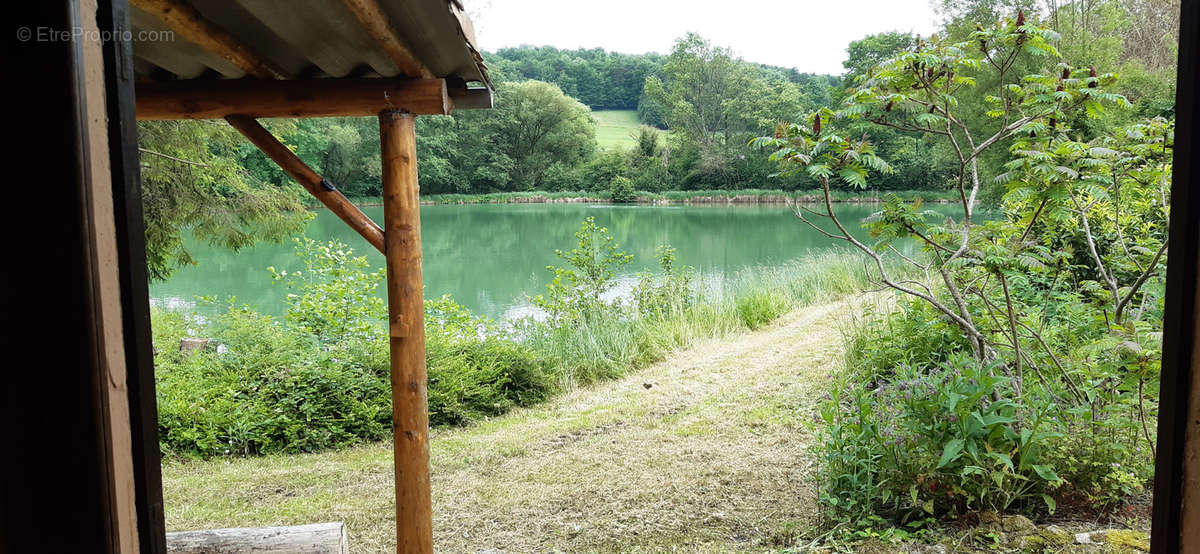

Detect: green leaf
[1032,464,1060,482]
[937,439,964,469]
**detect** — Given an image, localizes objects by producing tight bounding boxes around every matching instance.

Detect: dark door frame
[1151,0,1200,551]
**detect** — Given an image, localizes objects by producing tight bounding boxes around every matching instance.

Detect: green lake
[149,203,958,320]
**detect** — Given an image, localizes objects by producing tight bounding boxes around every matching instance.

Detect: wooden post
[378,109,433,554]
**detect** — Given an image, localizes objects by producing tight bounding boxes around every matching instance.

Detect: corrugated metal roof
[129,0,491,88]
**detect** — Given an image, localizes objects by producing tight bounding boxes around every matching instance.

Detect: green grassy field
[592,109,642,149]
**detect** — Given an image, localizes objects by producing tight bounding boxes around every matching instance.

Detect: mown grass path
[162,298,868,552]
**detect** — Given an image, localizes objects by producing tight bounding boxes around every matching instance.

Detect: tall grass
[525,250,898,388]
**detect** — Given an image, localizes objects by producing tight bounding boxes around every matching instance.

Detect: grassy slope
[161,296,882,552]
[593,109,642,150]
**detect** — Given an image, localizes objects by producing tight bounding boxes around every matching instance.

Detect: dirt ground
[162,297,869,553]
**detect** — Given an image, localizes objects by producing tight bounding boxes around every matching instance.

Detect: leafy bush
[425,296,554,425]
[845,298,972,383]
[821,289,1158,531]
[532,216,633,323]
[820,303,1156,527]
[154,304,391,457]
[269,238,384,346]
[815,354,1064,527]
[609,175,636,203]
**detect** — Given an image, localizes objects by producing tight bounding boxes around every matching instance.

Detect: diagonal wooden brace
[225,115,386,253]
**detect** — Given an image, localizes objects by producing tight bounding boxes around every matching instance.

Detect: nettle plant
[758,14,1169,520]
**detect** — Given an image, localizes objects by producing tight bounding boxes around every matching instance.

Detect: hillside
[592,109,642,149]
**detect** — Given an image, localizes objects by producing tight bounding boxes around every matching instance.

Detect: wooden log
[130,0,290,79]
[378,110,433,554]
[166,522,348,553]
[225,115,386,253]
[136,78,452,120]
[341,0,434,79]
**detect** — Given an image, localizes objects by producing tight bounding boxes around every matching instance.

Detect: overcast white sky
[468,0,941,75]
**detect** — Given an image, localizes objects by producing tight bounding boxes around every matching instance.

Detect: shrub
[756,14,1166,532]
[821,294,1159,532]
[845,298,973,383]
[154,304,391,457]
[269,237,384,346]
[814,355,1064,528]
[609,175,636,203]
[532,216,633,323]
[425,296,554,425]
[580,149,629,192]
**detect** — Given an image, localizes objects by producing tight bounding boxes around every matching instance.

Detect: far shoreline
[308,189,960,208]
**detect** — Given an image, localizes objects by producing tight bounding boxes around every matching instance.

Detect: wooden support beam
[378,110,433,554]
[166,522,348,553]
[225,115,385,253]
[448,86,493,110]
[130,0,290,79]
[136,78,452,120]
[342,0,434,79]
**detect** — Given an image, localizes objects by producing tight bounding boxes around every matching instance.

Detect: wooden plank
[79,1,142,551]
[1154,0,1200,551]
[166,522,348,553]
[100,1,169,552]
[379,110,433,554]
[341,0,434,79]
[225,115,386,253]
[130,0,289,79]
[136,78,452,120]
